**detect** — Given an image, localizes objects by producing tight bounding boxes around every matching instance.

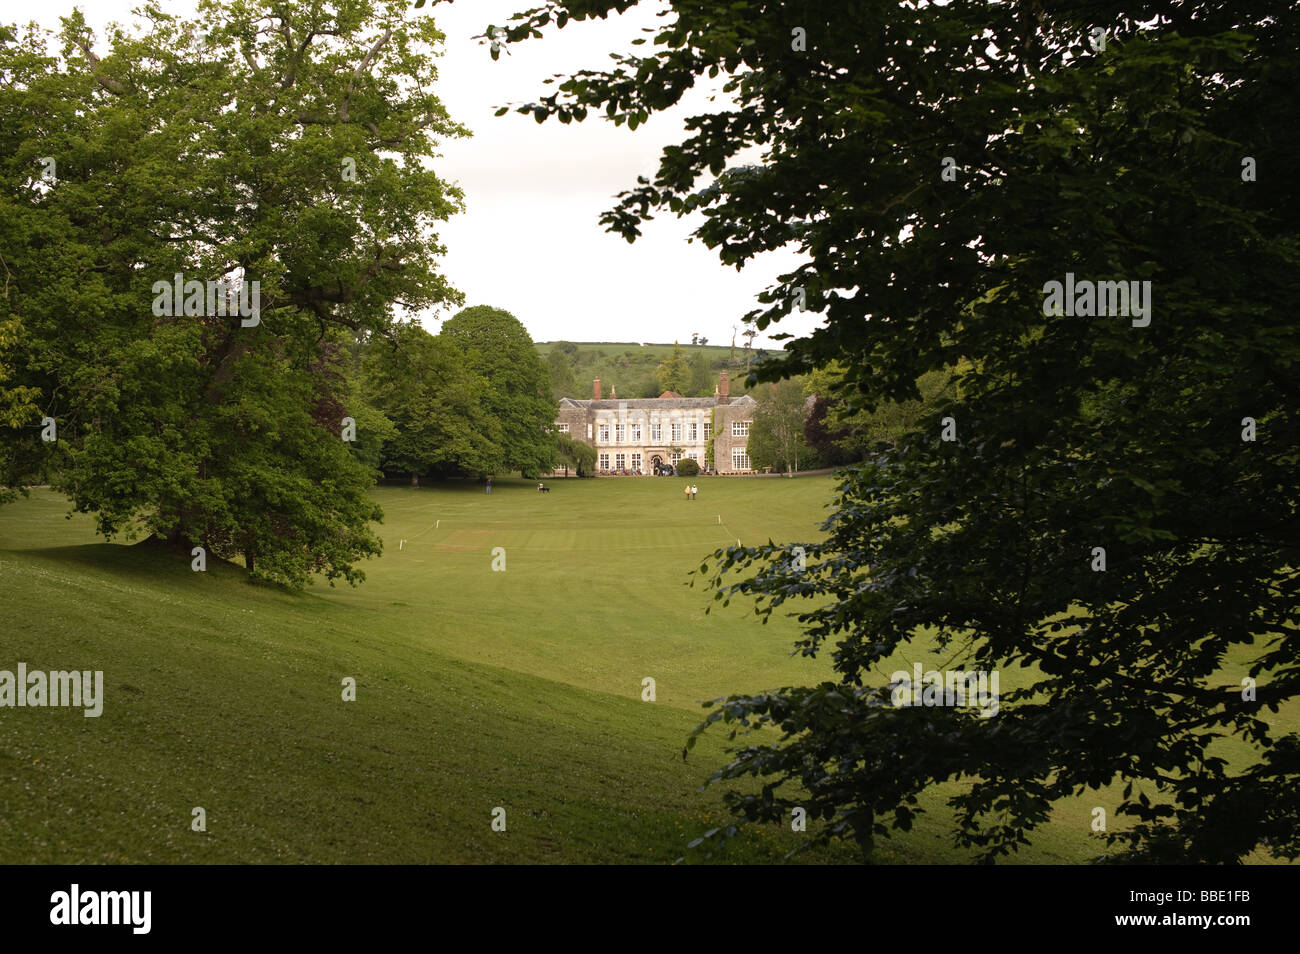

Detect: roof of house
[558,395,757,411]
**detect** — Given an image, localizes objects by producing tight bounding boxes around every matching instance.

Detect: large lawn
[0,478,1289,863]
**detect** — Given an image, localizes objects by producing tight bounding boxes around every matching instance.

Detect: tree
[686,350,712,397]
[362,324,503,484]
[803,396,852,469]
[546,346,579,401]
[555,431,596,477]
[629,369,661,398]
[504,2,1300,862]
[704,408,717,471]
[742,329,757,371]
[0,315,42,503]
[746,378,812,475]
[655,341,690,394]
[440,305,556,477]
[1,1,466,586]
[806,362,959,463]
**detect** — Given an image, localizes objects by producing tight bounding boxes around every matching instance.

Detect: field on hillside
[536,341,743,363]
[1,478,1291,864]
[532,341,781,402]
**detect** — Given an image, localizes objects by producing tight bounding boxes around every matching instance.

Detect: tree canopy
[555,430,597,476]
[440,305,557,476]
[545,346,579,401]
[503,1,1300,862]
[686,349,713,397]
[746,377,813,474]
[804,363,959,464]
[655,341,690,394]
[0,0,466,586]
[362,323,502,484]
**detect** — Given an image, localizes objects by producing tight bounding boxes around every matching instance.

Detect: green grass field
[0,478,1291,863]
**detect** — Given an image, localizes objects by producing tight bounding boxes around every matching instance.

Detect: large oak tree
[1,0,465,586]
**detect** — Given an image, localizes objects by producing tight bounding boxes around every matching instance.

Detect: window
[651,423,662,443]
[615,453,626,471]
[631,453,642,472]
[732,449,750,471]
[630,424,642,443]
[599,453,610,470]
[703,422,711,441]
[598,424,610,443]
[731,421,750,437]
[616,424,625,444]
[688,423,698,442]
[557,423,569,434]
[670,451,683,465]
[671,423,682,442]
[587,423,593,439]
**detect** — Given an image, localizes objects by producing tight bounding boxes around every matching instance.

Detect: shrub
[676,457,700,477]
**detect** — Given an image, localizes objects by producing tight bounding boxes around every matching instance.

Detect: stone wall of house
[712,399,756,473]
[554,402,590,443]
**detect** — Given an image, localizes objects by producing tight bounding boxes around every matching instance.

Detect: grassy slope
[536,341,764,372]
[536,341,736,362]
[1,479,1291,863]
[534,341,774,400]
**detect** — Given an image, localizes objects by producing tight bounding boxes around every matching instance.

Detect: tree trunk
[160,504,190,547]
[410,472,419,487]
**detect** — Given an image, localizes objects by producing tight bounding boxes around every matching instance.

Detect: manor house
[554,370,756,474]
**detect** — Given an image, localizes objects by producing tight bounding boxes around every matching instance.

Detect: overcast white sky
[11,0,823,349]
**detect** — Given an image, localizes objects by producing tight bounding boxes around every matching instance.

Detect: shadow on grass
[12,539,348,608]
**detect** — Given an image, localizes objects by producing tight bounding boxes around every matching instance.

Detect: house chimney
[719,370,730,404]
[611,384,617,400]
[593,377,602,401]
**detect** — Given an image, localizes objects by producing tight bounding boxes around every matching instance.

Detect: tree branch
[75,39,126,96]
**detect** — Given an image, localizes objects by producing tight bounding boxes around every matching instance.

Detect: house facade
[554,370,756,474]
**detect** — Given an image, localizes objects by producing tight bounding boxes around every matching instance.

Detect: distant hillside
[534,341,773,400]
[536,341,739,362]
